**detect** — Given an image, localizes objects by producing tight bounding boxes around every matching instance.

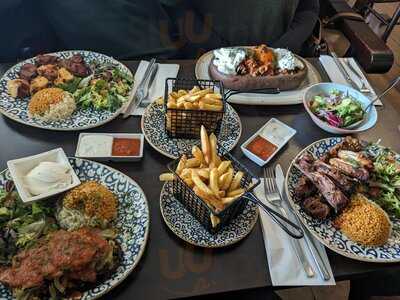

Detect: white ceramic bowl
[303,83,377,134]
[7,148,81,203]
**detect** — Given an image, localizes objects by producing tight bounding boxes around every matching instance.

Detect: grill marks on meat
[37,64,59,81]
[329,158,369,181]
[0,228,112,289]
[337,150,373,170]
[305,172,349,213]
[313,160,356,194]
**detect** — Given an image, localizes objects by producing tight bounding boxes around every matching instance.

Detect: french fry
[159,173,175,181]
[156,96,164,105]
[221,197,237,205]
[201,97,223,106]
[204,92,222,100]
[186,157,201,168]
[192,171,214,195]
[167,102,177,109]
[177,90,187,97]
[210,213,220,228]
[217,160,231,176]
[227,188,245,198]
[196,168,210,180]
[193,186,224,211]
[200,125,211,164]
[177,102,185,109]
[183,177,194,188]
[229,171,244,191]
[184,102,194,110]
[209,168,219,196]
[220,168,234,190]
[170,91,179,99]
[199,102,223,111]
[190,86,200,94]
[218,190,226,198]
[209,133,221,167]
[176,155,187,175]
[192,146,204,164]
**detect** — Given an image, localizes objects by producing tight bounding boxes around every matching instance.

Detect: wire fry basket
[167,145,260,234]
[164,78,226,139]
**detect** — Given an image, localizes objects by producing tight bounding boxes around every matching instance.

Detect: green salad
[367,146,400,217]
[0,187,57,264]
[309,89,364,128]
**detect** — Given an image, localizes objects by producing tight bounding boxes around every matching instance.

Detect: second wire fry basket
[164,78,226,139]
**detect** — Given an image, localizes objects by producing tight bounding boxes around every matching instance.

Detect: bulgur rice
[28,87,76,121]
[334,193,392,246]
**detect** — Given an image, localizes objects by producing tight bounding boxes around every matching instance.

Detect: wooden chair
[354,0,400,41]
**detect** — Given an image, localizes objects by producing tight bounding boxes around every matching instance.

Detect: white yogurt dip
[77,134,113,157]
[274,48,303,71]
[213,47,247,75]
[25,161,72,196]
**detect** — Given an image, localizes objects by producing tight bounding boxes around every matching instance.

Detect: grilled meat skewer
[329,158,369,181]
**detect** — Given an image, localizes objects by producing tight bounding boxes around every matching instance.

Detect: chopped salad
[309,89,364,128]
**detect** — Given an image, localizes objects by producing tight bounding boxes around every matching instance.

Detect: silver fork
[263,167,315,278]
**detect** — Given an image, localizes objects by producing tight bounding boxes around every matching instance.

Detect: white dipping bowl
[303,83,377,134]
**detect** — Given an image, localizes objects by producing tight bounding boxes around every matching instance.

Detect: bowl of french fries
[160,126,260,233]
[164,78,225,139]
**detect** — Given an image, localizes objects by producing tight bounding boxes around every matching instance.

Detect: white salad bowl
[303,83,377,134]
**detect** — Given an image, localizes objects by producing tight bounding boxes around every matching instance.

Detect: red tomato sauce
[246,135,277,161]
[112,138,141,156]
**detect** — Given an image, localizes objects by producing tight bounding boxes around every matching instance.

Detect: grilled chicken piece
[321,136,364,162]
[303,195,331,220]
[329,158,369,181]
[29,76,49,95]
[37,64,59,81]
[337,150,373,170]
[7,79,30,98]
[313,160,356,194]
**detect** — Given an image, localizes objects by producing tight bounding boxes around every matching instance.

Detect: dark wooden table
[0,60,400,300]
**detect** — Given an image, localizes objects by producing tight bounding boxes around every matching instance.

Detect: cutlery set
[262,165,331,281]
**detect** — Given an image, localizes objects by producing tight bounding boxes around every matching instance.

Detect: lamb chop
[329,158,369,181]
[295,154,350,213]
[294,176,317,200]
[313,160,356,194]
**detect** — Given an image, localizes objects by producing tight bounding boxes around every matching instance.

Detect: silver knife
[331,52,359,91]
[140,63,159,107]
[123,58,156,118]
[275,164,331,281]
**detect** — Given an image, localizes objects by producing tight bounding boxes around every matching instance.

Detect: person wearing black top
[0,0,319,62]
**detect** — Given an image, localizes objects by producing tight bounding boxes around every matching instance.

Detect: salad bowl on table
[303,83,377,134]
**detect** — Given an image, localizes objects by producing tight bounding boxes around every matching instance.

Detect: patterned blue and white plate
[0,51,133,131]
[160,181,258,247]
[141,101,242,159]
[0,158,149,299]
[285,137,400,262]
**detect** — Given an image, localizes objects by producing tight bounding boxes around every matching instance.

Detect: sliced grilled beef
[35,54,59,66]
[19,63,37,82]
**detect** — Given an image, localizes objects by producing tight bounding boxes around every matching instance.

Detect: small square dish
[7,148,81,203]
[75,133,144,162]
[240,118,296,166]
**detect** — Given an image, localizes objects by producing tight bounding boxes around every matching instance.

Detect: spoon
[345,76,400,129]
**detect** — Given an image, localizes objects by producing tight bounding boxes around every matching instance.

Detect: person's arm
[272,0,319,54]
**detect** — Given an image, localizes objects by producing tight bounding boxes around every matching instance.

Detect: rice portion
[334,193,392,246]
[28,87,76,121]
